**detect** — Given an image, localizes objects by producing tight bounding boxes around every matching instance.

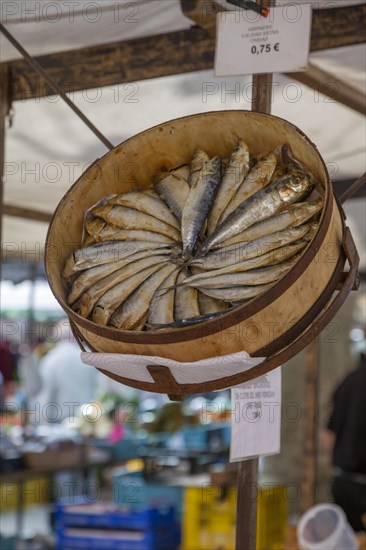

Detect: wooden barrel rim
[45,110,332,344]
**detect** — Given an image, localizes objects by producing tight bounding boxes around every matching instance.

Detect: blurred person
[35,320,98,423]
[18,340,44,405]
[322,347,366,532]
[0,340,18,390]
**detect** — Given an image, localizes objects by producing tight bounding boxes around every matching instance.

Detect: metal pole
[235,2,275,548]
[0,22,114,151]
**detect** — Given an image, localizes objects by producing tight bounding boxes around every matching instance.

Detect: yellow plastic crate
[182,484,287,550]
[0,478,50,512]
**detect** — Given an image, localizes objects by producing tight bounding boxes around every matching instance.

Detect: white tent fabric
[1,1,365,270]
[1,1,193,61]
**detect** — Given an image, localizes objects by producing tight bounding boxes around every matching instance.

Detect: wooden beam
[182,0,366,52]
[2,4,365,102]
[5,27,214,102]
[3,204,53,223]
[300,340,320,513]
[289,63,365,116]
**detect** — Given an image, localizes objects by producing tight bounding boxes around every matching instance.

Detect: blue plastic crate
[112,476,183,520]
[56,501,174,531]
[56,526,176,550]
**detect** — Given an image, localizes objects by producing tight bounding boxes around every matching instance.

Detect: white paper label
[230,367,281,462]
[215,5,312,76]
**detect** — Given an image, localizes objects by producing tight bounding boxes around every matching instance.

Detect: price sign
[215,4,312,76]
[230,367,282,462]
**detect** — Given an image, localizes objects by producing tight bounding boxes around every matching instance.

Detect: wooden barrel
[45,111,357,395]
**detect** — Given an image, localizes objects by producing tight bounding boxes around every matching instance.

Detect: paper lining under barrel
[81,351,266,384]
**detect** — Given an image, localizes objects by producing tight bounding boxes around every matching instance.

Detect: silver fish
[92,205,181,241]
[199,284,274,302]
[180,254,300,289]
[207,139,250,236]
[75,253,172,319]
[198,292,228,315]
[200,174,312,253]
[148,267,180,326]
[220,151,277,221]
[154,171,190,220]
[188,242,307,280]
[108,190,180,230]
[181,156,222,259]
[109,263,177,330]
[63,240,142,278]
[86,217,176,245]
[174,270,201,321]
[188,150,209,187]
[91,263,166,326]
[192,225,310,270]
[212,200,323,250]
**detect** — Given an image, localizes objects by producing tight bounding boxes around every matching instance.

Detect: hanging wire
[0,22,114,151]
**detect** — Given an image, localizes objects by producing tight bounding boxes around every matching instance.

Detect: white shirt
[35,340,98,422]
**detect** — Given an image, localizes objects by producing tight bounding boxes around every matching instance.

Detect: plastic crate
[56,501,174,530]
[113,475,183,520]
[182,484,287,550]
[0,477,49,511]
[56,527,175,550]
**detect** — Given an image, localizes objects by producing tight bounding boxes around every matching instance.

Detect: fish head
[207,156,222,176]
[192,149,209,166]
[278,175,312,204]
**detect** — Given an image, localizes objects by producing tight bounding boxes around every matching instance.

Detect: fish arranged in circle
[63,142,324,330]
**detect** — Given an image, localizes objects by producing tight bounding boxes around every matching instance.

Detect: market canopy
[1,0,365,275]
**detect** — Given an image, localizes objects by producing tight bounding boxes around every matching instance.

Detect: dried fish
[92,263,166,326]
[108,190,180,230]
[175,270,201,320]
[192,225,310,270]
[188,150,209,187]
[63,241,142,278]
[182,156,222,258]
[198,292,228,315]
[220,151,277,221]
[200,174,312,253]
[148,267,180,326]
[179,254,300,289]
[85,217,176,245]
[199,284,274,302]
[212,200,323,250]
[154,171,190,220]
[109,263,177,330]
[92,205,181,241]
[207,139,250,235]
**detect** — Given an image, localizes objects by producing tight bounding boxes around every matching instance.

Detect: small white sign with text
[215,4,312,76]
[230,367,281,462]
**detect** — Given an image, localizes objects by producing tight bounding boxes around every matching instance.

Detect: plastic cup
[297,504,360,550]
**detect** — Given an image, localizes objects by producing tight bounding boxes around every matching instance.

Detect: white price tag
[215,5,312,76]
[230,367,281,462]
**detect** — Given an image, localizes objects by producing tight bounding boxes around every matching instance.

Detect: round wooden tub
[45,111,359,396]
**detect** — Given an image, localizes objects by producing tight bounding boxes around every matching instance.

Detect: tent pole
[0,23,114,152]
[235,2,275,549]
[0,65,11,280]
[301,339,320,512]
